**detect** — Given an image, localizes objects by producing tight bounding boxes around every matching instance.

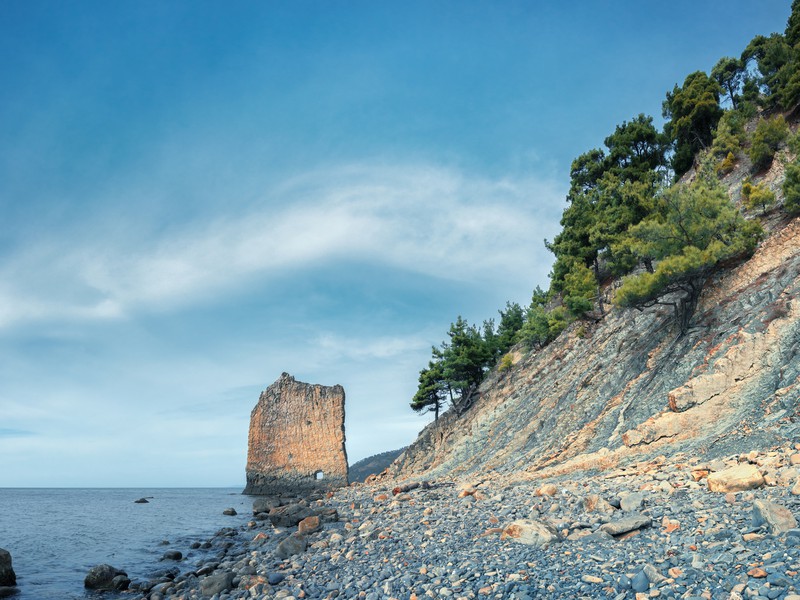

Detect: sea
[0,488,252,600]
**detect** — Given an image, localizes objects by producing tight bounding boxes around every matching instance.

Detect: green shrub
[749,116,788,172]
[741,180,776,213]
[711,112,745,158]
[788,129,800,156]
[783,161,800,214]
[521,305,570,349]
[717,151,737,176]
[546,307,570,340]
[498,353,514,373]
[562,262,596,317]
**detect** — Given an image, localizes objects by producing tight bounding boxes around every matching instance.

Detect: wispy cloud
[0,162,564,330]
[316,331,431,361]
[0,428,36,437]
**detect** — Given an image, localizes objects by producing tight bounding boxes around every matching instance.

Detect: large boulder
[599,514,652,536]
[253,496,282,515]
[752,500,798,535]
[275,533,308,559]
[0,549,15,587]
[84,564,130,591]
[502,519,561,547]
[583,494,616,514]
[200,571,234,598]
[268,503,316,528]
[298,515,321,535]
[707,464,765,492]
[619,492,645,512]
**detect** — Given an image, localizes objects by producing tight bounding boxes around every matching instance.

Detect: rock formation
[389,209,800,484]
[244,373,348,495]
[0,548,15,588]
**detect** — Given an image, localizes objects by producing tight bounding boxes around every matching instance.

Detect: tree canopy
[411,2,800,420]
[614,178,762,332]
[663,71,723,178]
[547,114,667,301]
[410,307,526,420]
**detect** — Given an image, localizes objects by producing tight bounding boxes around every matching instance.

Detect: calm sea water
[0,488,251,600]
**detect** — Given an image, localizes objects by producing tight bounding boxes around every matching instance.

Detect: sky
[0,1,792,487]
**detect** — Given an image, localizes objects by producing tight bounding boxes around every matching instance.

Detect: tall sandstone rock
[244,373,348,495]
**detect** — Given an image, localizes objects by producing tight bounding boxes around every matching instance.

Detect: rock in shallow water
[161,551,182,561]
[0,549,15,587]
[84,564,129,591]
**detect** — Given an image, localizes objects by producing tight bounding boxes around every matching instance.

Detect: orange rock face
[243,373,348,495]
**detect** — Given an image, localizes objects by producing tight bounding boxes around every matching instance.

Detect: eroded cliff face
[244,373,348,495]
[390,213,800,483]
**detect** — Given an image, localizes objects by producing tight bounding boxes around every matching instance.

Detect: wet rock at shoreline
[0,549,15,588]
[118,445,800,600]
[160,550,182,561]
[84,564,130,591]
[222,507,237,516]
[199,571,234,598]
[267,502,315,527]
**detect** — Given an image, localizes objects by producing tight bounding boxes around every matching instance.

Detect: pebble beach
[87,444,800,600]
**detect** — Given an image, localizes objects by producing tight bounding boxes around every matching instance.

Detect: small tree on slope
[614,178,762,333]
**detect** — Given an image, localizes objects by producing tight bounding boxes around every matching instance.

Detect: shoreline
[95,444,800,600]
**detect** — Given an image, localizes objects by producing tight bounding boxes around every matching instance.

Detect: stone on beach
[84,564,130,591]
[267,503,316,527]
[275,532,308,559]
[199,571,234,598]
[252,496,282,515]
[298,515,321,535]
[502,519,561,547]
[599,513,652,536]
[752,499,798,535]
[707,463,765,492]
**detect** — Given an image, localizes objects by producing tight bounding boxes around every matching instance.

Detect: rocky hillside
[349,448,406,483]
[388,161,800,485]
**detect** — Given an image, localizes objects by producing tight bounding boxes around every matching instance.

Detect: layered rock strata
[389,213,800,483]
[244,373,348,495]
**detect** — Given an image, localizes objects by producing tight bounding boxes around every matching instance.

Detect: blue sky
[0,1,791,486]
